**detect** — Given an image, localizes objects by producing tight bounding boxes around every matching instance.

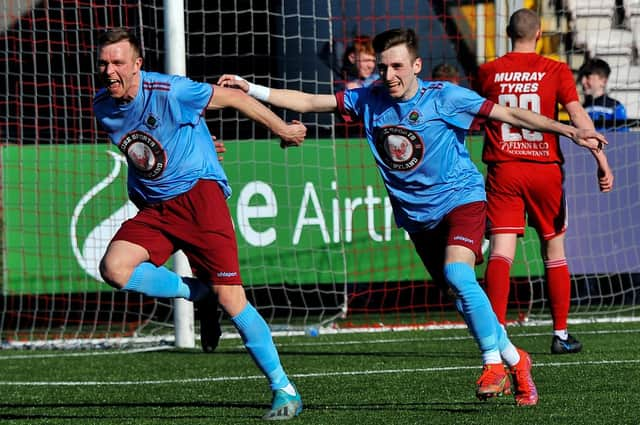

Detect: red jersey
[475,52,579,164]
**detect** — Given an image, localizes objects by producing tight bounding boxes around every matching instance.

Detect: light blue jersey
[337,80,492,232]
[93,70,229,203]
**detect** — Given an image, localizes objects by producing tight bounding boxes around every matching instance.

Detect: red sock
[545,258,570,331]
[484,255,512,325]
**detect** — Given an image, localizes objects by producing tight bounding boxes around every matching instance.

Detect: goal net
[1,0,639,348]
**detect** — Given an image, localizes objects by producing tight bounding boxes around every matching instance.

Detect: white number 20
[498,93,543,142]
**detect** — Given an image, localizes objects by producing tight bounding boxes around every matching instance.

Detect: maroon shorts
[486,162,567,240]
[409,201,486,288]
[112,179,242,285]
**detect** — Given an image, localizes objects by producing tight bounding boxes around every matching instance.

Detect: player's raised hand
[279,119,306,149]
[572,128,608,152]
[217,74,249,92]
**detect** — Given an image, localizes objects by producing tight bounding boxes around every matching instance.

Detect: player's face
[377,44,422,101]
[97,40,142,101]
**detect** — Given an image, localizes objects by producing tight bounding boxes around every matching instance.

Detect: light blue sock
[445,262,500,355]
[232,303,290,391]
[495,321,510,352]
[455,283,518,364]
[454,297,468,326]
[123,263,209,301]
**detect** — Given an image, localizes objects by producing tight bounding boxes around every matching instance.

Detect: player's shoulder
[421,79,456,94]
[537,54,572,71]
[478,57,499,70]
[141,71,174,93]
[478,54,509,71]
[476,58,502,84]
[425,80,469,96]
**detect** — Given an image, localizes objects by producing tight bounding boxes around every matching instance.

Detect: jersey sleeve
[335,91,356,122]
[435,84,490,130]
[171,76,214,125]
[336,87,367,122]
[556,63,580,106]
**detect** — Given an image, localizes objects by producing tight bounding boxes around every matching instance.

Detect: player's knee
[99,255,131,289]
[444,262,477,296]
[214,285,248,317]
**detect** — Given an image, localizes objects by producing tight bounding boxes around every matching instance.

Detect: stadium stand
[563,0,640,119]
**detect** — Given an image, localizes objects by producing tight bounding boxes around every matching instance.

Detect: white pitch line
[0,345,173,360]
[0,358,638,387]
[2,328,639,357]
[279,327,640,348]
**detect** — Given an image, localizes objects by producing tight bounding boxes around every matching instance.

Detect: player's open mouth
[386,81,401,89]
[106,79,120,88]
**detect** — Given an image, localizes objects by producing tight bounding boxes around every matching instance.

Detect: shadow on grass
[0,399,507,420]
[0,400,264,421]
[167,348,480,360]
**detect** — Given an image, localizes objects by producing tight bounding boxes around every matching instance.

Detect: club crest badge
[408,110,421,123]
[374,126,424,171]
[118,130,166,179]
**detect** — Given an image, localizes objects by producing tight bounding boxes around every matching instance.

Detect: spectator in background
[474,9,613,356]
[431,62,460,85]
[318,35,372,86]
[345,37,380,89]
[579,58,628,131]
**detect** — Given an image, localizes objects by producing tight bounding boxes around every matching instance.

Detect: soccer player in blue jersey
[93,28,304,420]
[218,28,608,405]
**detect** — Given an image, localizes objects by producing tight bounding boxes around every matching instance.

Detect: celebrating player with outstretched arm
[219,27,607,406]
[93,27,304,421]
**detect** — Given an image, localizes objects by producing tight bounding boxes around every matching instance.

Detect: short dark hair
[583,58,611,79]
[97,27,143,59]
[506,8,540,41]
[372,28,419,59]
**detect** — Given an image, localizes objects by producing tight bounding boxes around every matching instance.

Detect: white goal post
[164,0,195,349]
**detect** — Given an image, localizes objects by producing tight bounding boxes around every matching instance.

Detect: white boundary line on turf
[0,345,173,360]
[285,327,640,346]
[2,328,639,357]
[269,316,640,338]
[0,358,639,387]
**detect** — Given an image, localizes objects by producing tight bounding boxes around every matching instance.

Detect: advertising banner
[3,133,638,294]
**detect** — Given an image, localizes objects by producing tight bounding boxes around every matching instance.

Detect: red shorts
[112,179,242,285]
[409,201,486,288]
[486,162,567,240]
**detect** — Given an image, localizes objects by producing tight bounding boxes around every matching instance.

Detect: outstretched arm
[217,74,338,113]
[565,101,614,192]
[207,85,306,147]
[488,103,607,152]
